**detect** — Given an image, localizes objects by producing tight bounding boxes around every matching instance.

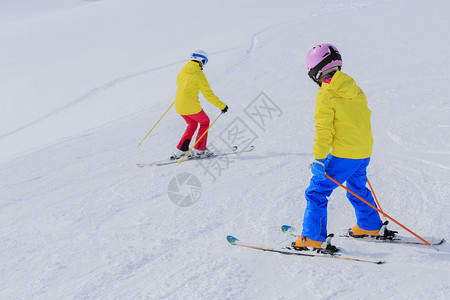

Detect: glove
[221,105,228,114]
[311,159,326,179]
[310,157,331,180]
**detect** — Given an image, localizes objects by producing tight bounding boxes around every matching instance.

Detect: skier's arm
[313,93,335,159]
[198,72,227,110]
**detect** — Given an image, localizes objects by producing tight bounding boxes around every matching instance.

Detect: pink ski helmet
[306,43,342,85]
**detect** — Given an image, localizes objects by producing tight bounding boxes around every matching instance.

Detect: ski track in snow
[1,0,450,299]
[0,61,186,140]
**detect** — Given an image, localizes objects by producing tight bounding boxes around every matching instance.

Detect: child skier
[171,50,228,159]
[294,44,396,254]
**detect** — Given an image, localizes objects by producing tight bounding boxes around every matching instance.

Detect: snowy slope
[1,0,449,299]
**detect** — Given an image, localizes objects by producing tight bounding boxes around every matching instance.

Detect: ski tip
[376,260,386,265]
[226,235,239,245]
[281,225,293,233]
[435,238,445,246]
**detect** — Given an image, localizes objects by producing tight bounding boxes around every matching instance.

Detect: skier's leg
[302,178,333,242]
[301,156,358,242]
[177,115,198,151]
[191,110,210,151]
[346,158,382,231]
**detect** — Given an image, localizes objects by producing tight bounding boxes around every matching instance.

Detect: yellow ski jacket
[313,71,373,159]
[175,61,226,115]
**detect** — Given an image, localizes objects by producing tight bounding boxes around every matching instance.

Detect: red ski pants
[177,110,210,151]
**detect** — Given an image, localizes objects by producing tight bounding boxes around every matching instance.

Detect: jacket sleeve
[197,72,226,110]
[313,91,335,159]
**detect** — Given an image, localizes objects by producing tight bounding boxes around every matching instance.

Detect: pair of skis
[282,225,445,246]
[227,225,444,265]
[137,145,254,167]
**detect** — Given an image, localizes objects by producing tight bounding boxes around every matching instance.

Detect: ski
[339,228,445,246]
[281,225,445,246]
[226,235,384,264]
[137,145,254,167]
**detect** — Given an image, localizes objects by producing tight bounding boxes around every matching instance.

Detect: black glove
[221,105,228,114]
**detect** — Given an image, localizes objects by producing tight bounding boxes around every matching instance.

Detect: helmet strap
[309,74,321,86]
[192,60,204,69]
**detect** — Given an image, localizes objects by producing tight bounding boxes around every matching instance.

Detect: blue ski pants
[302,155,382,242]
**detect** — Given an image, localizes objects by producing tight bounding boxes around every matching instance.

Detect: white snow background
[1,0,449,299]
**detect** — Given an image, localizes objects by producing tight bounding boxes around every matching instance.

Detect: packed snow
[1,0,449,299]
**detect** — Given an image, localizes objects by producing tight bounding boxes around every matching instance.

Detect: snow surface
[1,0,449,299]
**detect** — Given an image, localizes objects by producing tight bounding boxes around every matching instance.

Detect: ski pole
[137,100,175,147]
[178,113,222,165]
[366,176,387,221]
[325,173,436,249]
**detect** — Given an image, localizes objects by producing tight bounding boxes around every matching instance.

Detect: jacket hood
[320,71,359,98]
[181,61,202,74]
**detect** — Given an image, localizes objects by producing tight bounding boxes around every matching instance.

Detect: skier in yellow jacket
[293,44,396,254]
[171,50,228,159]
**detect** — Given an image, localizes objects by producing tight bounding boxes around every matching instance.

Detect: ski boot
[377,221,398,240]
[291,234,339,254]
[170,149,191,160]
[350,221,398,240]
[193,148,214,158]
